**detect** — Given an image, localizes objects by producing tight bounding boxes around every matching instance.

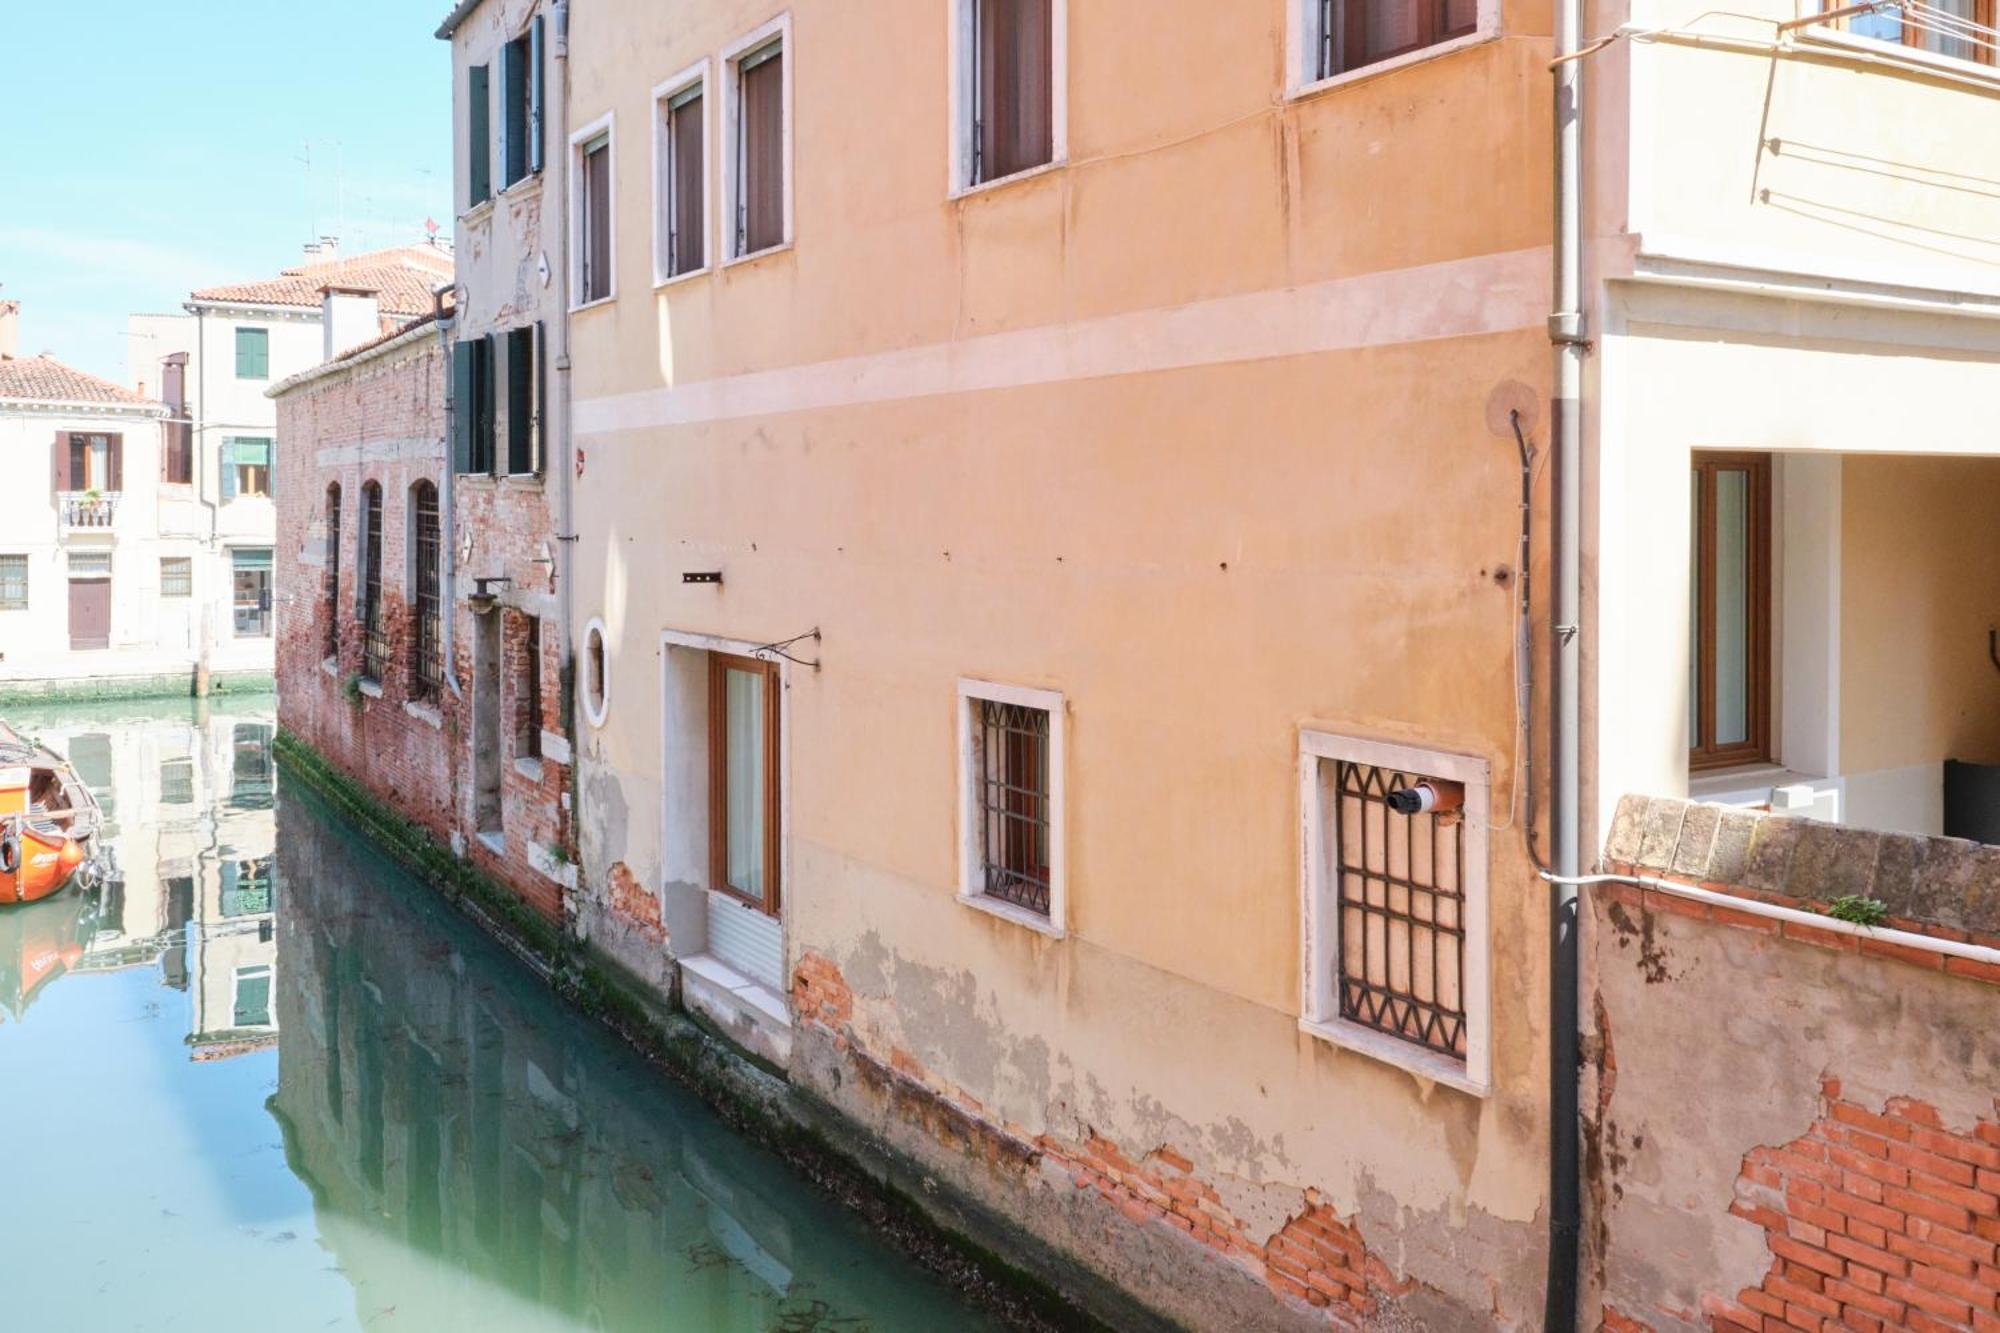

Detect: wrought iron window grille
[973,699,1052,916]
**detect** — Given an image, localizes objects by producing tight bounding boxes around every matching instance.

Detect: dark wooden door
[68,579,110,651]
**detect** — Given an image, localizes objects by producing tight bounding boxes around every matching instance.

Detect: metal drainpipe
[194,305,216,698]
[436,284,463,699]
[553,0,581,869]
[1546,0,1587,1319]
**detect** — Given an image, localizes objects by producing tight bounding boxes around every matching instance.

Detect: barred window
[160,557,192,598]
[957,681,1065,934]
[361,482,387,683]
[411,481,442,700]
[323,484,342,660]
[1301,734,1490,1094]
[0,555,26,610]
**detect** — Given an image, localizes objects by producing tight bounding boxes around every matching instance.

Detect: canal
[0,696,1003,1332]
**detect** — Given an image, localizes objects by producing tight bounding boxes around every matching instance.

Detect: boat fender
[0,833,17,875]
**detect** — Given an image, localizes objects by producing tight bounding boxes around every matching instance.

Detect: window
[1300,732,1490,1095]
[573,122,615,304]
[709,653,779,915]
[505,325,542,475]
[235,327,269,379]
[361,482,387,683]
[159,756,194,806]
[160,557,192,598]
[963,0,1056,187]
[232,548,273,638]
[324,484,342,659]
[412,481,443,701]
[1304,0,1479,82]
[515,614,543,760]
[57,432,123,493]
[500,18,546,188]
[222,438,273,500]
[1836,0,1996,64]
[583,617,610,726]
[68,549,112,577]
[468,63,492,207]
[161,353,192,484]
[231,723,275,811]
[453,336,498,473]
[956,680,1065,934]
[232,963,274,1027]
[724,23,789,259]
[0,555,25,610]
[655,68,708,281]
[1689,453,1772,770]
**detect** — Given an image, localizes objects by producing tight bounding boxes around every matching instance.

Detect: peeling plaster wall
[1589,886,2000,1330]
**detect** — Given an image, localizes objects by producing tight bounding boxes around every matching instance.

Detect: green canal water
[0,696,1000,1333]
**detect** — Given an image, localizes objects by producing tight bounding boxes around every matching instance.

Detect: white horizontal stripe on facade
[314,438,442,467]
[575,245,1550,436]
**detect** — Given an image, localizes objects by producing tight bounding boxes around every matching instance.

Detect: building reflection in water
[270,783,986,1333]
[0,700,279,1050]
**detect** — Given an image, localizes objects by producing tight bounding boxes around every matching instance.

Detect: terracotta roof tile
[0,355,162,408]
[190,244,455,317]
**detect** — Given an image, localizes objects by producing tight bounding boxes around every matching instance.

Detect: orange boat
[0,722,103,906]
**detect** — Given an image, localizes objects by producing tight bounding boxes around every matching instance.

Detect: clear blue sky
[0,1,451,384]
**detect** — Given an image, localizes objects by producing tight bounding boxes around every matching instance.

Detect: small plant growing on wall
[544,841,572,868]
[342,673,366,708]
[1823,895,1889,927]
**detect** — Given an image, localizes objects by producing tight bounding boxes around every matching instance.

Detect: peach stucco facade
[563,1,1561,1326]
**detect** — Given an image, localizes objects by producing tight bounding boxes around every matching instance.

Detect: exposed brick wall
[274,332,570,926]
[1717,1080,2000,1333]
[789,950,1416,1327]
[606,860,665,946]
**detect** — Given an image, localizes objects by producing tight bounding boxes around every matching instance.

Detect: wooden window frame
[1823,0,1997,66]
[654,64,710,284]
[707,652,781,917]
[1689,452,1773,772]
[951,0,1067,196]
[569,114,617,308]
[721,16,793,263]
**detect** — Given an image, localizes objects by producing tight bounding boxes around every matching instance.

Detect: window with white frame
[723,19,791,260]
[654,65,709,282]
[955,0,1062,189]
[956,680,1065,934]
[572,118,615,305]
[1301,0,1479,84]
[1299,732,1489,1094]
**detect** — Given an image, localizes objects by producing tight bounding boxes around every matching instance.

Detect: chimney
[0,301,17,359]
[321,285,380,362]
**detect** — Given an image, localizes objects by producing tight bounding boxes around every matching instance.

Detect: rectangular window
[233,963,274,1026]
[362,485,387,683]
[956,680,1065,934]
[500,20,546,187]
[160,557,192,597]
[708,653,780,915]
[505,325,540,475]
[324,486,342,660]
[1306,0,1478,82]
[1833,0,1996,64]
[412,483,443,700]
[68,549,112,577]
[575,127,614,304]
[232,548,273,638]
[970,0,1055,186]
[468,63,492,207]
[222,437,273,500]
[1301,733,1490,1095]
[235,327,269,380]
[516,614,544,760]
[231,723,275,811]
[726,26,789,259]
[61,432,124,494]
[0,555,26,610]
[656,72,708,280]
[161,354,192,484]
[453,337,498,474]
[159,756,194,806]
[1689,453,1772,770]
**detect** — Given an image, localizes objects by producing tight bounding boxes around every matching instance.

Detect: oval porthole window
[583,617,610,728]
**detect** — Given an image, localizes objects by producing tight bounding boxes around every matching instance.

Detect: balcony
[59,492,120,532]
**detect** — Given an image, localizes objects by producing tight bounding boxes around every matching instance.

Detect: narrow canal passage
[0,697,1001,1332]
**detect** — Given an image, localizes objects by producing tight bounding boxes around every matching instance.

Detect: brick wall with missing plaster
[1592,797,2000,1333]
[793,949,1423,1326]
[274,330,570,928]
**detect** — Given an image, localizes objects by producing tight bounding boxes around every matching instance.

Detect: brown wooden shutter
[107,434,123,492]
[69,436,87,491]
[53,432,69,491]
[976,0,1053,183]
[671,92,705,274]
[585,141,612,300]
[741,49,784,253]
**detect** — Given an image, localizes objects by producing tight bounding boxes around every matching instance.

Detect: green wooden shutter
[234,328,267,379]
[469,64,491,206]
[219,439,238,502]
[452,342,475,473]
[529,17,546,175]
[535,321,547,475]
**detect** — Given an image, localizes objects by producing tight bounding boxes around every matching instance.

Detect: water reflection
[0,698,994,1332]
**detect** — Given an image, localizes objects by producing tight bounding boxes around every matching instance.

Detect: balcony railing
[59,492,120,530]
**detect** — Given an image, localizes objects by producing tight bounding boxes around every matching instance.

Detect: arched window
[361,482,386,683]
[411,481,442,701]
[323,483,342,661]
